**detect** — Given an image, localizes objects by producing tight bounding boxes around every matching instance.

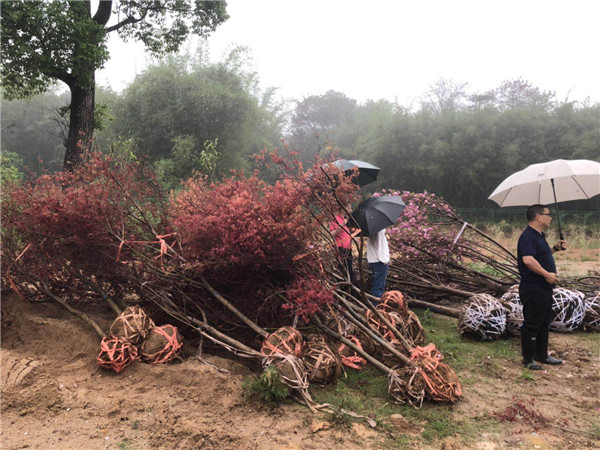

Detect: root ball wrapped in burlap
[458,294,507,341]
[324,312,356,337]
[260,326,304,357]
[402,310,426,346]
[366,310,399,343]
[97,336,139,374]
[582,290,600,331]
[109,305,155,345]
[388,344,462,408]
[550,288,586,332]
[302,341,342,384]
[354,328,377,356]
[140,324,183,364]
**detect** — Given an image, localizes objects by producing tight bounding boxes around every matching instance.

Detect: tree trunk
[64,80,95,171]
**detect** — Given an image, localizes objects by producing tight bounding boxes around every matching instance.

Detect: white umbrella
[489,159,600,239]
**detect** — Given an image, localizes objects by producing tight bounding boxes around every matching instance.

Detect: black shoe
[523,360,544,370]
[535,355,563,365]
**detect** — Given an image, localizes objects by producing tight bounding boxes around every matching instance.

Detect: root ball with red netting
[261,326,304,357]
[388,344,462,408]
[109,305,155,345]
[302,341,342,384]
[378,290,407,313]
[97,336,139,374]
[140,324,183,364]
[458,293,507,341]
[582,291,600,331]
[337,335,367,370]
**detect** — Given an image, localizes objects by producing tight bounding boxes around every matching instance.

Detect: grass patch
[306,309,524,446]
[242,365,292,404]
[517,368,536,381]
[415,308,519,373]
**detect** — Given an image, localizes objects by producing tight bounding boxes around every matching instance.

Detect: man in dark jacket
[517,204,567,370]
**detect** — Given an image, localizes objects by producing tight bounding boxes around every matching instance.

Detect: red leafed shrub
[2,153,166,299]
[284,276,334,323]
[2,149,359,331]
[170,172,315,274]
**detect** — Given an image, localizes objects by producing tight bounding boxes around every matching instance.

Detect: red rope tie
[97,337,139,373]
[338,336,366,370]
[261,328,303,357]
[144,325,183,364]
[6,243,33,301]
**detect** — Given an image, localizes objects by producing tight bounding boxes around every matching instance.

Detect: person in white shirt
[366,229,389,300]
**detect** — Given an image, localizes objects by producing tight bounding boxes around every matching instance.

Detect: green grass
[517,368,536,381]
[247,309,599,447]
[304,309,523,446]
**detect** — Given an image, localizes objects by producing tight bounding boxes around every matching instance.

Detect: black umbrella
[351,195,406,238]
[329,159,381,187]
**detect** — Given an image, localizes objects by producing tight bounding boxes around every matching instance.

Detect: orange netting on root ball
[97,336,139,374]
[140,324,183,364]
[402,310,426,346]
[302,341,342,384]
[261,326,304,357]
[109,305,155,345]
[388,343,462,408]
[378,290,407,313]
[337,335,367,370]
[367,309,425,347]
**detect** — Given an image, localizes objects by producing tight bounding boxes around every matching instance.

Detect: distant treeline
[2,50,599,209]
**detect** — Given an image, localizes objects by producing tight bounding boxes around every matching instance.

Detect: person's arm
[522,255,558,285]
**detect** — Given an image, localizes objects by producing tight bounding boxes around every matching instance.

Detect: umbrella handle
[551,178,565,241]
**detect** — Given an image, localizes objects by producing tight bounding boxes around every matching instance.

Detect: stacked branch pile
[1,152,461,410]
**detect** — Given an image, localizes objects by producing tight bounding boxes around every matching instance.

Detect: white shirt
[366,230,389,264]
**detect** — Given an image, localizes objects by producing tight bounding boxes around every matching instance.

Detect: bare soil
[2,285,599,449]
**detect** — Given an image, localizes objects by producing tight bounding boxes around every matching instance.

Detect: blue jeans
[369,262,388,299]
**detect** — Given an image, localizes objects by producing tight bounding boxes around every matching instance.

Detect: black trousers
[520,284,554,334]
[520,284,554,361]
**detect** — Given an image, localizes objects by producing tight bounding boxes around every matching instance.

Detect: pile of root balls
[258,290,462,409]
[97,306,183,373]
[456,286,600,340]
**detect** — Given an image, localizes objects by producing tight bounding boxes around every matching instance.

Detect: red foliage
[492,396,548,431]
[2,149,360,330]
[284,276,335,323]
[170,172,314,273]
[2,153,165,298]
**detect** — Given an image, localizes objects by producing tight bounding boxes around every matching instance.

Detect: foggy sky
[97,0,600,105]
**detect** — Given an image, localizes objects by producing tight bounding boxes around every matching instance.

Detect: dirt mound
[0,295,372,449]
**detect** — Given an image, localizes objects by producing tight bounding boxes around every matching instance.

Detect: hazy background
[97,0,600,104]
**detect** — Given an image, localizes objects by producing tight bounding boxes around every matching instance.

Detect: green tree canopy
[1,0,228,169]
[109,49,284,188]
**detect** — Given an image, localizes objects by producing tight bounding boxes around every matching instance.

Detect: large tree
[1,0,228,170]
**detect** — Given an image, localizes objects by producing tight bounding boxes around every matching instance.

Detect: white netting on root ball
[502,286,523,335]
[501,284,520,303]
[458,294,507,341]
[549,288,586,332]
[582,290,600,332]
[505,297,523,335]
